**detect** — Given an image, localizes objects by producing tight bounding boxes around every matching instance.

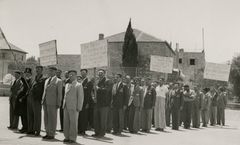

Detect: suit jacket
[143,86,156,109]
[42,76,62,106]
[63,80,84,111]
[201,92,210,110]
[96,77,112,107]
[132,85,143,107]
[10,78,23,99]
[15,77,32,115]
[217,92,227,108]
[112,82,128,108]
[30,75,46,102]
[193,91,203,109]
[169,89,183,110]
[82,78,93,109]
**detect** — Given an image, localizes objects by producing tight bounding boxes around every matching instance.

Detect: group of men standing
[8,66,228,144]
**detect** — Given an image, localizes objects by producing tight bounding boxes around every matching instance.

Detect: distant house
[81,29,175,79]
[174,47,205,85]
[0,38,27,83]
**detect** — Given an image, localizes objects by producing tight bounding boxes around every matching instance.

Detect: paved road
[0,97,239,145]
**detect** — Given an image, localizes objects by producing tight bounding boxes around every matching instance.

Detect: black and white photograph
[0,0,240,145]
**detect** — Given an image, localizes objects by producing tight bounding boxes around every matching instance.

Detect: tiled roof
[105,29,163,42]
[0,38,27,53]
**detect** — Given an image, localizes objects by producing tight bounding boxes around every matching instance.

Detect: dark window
[21,56,24,61]
[179,58,182,64]
[190,59,195,65]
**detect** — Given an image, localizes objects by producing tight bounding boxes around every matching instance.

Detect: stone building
[174,46,205,86]
[0,38,27,83]
[82,29,175,79]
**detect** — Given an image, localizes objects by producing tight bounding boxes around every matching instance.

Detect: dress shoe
[7,126,12,129]
[92,134,98,137]
[46,136,54,140]
[35,132,40,136]
[68,140,76,143]
[42,135,48,139]
[19,129,27,133]
[63,138,69,142]
[27,131,35,135]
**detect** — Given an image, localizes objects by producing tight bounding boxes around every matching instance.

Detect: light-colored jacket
[42,76,62,106]
[62,80,84,111]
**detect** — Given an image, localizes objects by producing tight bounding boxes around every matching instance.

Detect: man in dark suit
[169,82,183,130]
[78,69,93,135]
[112,74,128,135]
[59,71,70,132]
[123,75,131,130]
[27,66,46,136]
[141,78,156,133]
[182,85,195,129]
[8,70,22,130]
[92,69,112,138]
[15,68,32,133]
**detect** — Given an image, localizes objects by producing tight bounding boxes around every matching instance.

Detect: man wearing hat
[78,69,93,135]
[8,70,22,130]
[182,84,195,129]
[27,66,46,136]
[63,70,84,143]
[42,66,63,139]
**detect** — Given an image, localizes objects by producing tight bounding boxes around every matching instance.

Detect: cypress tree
[122,19,138,76]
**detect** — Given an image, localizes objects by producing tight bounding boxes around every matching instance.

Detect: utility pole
[202,28,205,51]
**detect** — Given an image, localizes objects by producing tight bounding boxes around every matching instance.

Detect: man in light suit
[63,70,84,143]
[42,66,62,140]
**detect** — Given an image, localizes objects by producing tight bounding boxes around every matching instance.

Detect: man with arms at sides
[112,74,128,135]
[141,77,156,133]
[42,66,62,140]
[123,75,131,130]
[27,66,46,136]
[8,70,22,130]
[15,68,32,133]
[78,69,93,135]
[63,70,84,143]
[217,87,227,126]
[154,78,168,131]
[201,88,211,127]
[59,71,70,132]
[92,69,112,138]
[192,85,203,128]
[128,77,143,133]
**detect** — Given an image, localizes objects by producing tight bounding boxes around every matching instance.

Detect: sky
[0,0,239,63]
